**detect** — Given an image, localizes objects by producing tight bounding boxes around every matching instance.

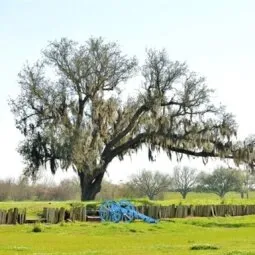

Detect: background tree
[239,170,255,199]
[172,166,197,199]
[0,175,80,201]
[10,37,244,201]
[95,180,118,200]
[95,180,134,200]
[197,167,245,198]
[128,169,172,200]
[0,178,15,201]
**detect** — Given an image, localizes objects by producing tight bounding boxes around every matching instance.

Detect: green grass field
[0,216,255,254]
[1,192,255,254]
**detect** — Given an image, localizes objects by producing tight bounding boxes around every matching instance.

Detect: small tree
[239,170,255,199]
[129,169,172,200]
[197,167,245,198]
[172,166,197,199]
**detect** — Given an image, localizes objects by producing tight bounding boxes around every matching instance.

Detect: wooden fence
[42,207,87,223]
[1,205,255,224]
[136,204,255,219]
[0,208,26,224]
[41,204,255,223]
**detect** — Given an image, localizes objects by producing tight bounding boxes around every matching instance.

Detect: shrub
[190,244,219,250]
[32,224,42,233]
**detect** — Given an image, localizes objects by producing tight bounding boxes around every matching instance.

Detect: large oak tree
[10,37,254,200]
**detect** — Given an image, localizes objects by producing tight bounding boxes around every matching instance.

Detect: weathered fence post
[0,210,7,224]
[82,207,87,221]
[13,208,18,224]
[7,209,13,224]
[190,205,195,217]
[48,208,56,223]
[18,209,26,224]
[59,207,65,222]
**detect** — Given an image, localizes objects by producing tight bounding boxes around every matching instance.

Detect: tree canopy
[129,169,172,200]
[9,37,255,200]
[173,166,197,199]
[197,167,245,198]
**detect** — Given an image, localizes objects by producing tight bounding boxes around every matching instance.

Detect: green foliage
[197,167,245,198]
[128,169,172,200]
[32,223,42,232]
[59,221,66,227]
[69,202,85,208]
[190,244,219,250]
[172,166,197,199]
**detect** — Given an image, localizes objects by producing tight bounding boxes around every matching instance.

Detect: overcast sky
[1,0,255,183]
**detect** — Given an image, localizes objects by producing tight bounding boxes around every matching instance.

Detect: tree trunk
[181,191,187,199]
[78,169,105,201]
[148,194,154,200]
[220,192,225,199]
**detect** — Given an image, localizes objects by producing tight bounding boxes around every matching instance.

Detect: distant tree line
[126,167,255,200]
[0,167,254,201]
[0,176,80,201]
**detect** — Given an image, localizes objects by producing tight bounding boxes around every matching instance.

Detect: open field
[0,216,255,254]
[1,194,255,254]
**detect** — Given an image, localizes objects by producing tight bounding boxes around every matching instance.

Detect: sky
[0,0,255,183]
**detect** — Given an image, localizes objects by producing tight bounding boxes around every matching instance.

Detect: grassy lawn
[0,216,255,254]
[161,191,255,205]
[1,196,255,254]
